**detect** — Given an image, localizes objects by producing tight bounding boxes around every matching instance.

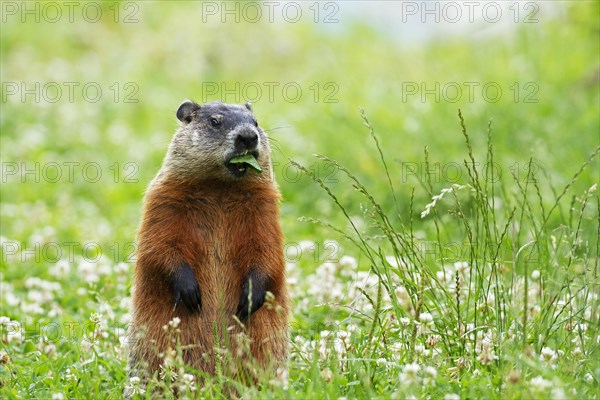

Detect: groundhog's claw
[236,270,271,321]
[172,262,202,313]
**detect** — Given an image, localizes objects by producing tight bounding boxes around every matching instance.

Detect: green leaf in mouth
[229,154,262,173]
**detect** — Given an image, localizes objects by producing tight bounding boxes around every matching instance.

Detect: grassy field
[1,1,599,399]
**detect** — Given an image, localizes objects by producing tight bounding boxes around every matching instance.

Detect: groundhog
[127,100,289,386]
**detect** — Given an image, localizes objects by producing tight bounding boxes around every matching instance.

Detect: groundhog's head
[164,100,272,181]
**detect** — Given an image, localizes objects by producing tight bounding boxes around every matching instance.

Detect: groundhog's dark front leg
[171,262,202,313]
[236,269,272,321]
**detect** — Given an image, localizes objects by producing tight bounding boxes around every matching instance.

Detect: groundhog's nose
[235,131,259,150]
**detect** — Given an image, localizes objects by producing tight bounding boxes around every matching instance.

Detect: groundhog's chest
[185,194,265,290]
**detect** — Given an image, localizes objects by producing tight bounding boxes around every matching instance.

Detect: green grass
[1,2,599,399]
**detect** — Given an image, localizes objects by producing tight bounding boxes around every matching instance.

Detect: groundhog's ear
[244,101,252,112]
[177,100,200,124]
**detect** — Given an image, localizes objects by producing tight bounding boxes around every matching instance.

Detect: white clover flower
[169,317,181,328]
[159,360,179,381]
[51,393,64,400]
[426,335,439,348]
[405,363,420,374]
[96,302,116,321]
[126,376,145,395]
[80,338,95,353]
[423,366,437,385]
[332,338,346,359]
[477,348,495,365]
[78,260,99,283]
[320,262,337,277]
[20,302,44,315]
[444,394,460,400]
[540,347,557,362]
[49,259,71,277]
[37,337,57,357]
[389,342,404,360]
[25,277,42,288]
[400,317,411,326]
[3,320,22,344]
[419,312,433,325]
[27,291,44,303]
[115,262,129,275]
[119,297,131,310]
[90,313,102,324]
[399,363,420,385]
[531,270,540,280]
[330,285,343,301]
[320,368,334,382]
[64,368,77,382]
[454,261,469,274]
[339,255,357,275]
[307,261,345,303]
[415,344,431,357]
[96,257,113,276]
[435,271,449,283]
[550,387,567,399]
[529,376,552,392]
[179,373,196,392]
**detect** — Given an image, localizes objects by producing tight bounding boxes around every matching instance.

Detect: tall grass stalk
[293,109,599,392]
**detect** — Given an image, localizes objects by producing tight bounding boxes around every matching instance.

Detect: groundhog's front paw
[172,262,202,313]
[236,270,270,321]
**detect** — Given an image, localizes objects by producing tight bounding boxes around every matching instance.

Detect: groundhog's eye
[210,116,222,127]
[252,119,258,127]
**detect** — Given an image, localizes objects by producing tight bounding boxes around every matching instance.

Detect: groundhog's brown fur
[127,101,289,384]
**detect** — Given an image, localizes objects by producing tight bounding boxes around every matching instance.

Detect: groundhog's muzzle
[225,127,262,177]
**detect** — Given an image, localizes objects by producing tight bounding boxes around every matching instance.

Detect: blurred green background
[1,1,599,397]
[1,2,599,272]
[1,1,598,271]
